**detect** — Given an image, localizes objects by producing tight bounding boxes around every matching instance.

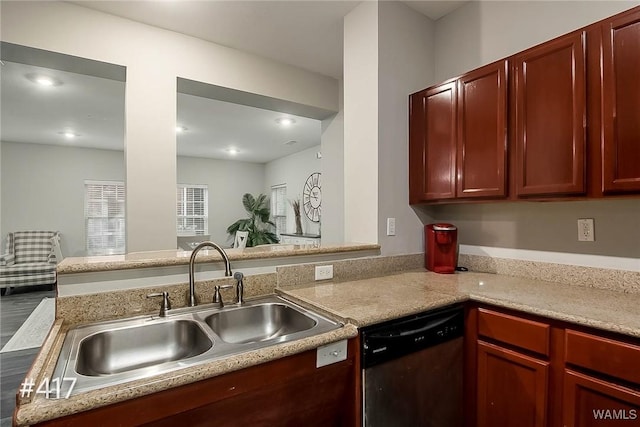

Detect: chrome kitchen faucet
[188,241,232,307]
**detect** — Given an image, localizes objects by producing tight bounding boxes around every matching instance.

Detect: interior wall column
[343,1,379,244]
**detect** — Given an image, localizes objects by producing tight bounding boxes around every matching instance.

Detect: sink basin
[76,320,212,376]
[53,295,340,396]
[204,303,317,344]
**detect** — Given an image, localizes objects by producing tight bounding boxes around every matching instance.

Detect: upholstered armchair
[0,231,62,295]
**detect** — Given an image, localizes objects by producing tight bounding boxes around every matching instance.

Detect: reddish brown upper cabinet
[601,9,640,193]
[409,82,457,203]
[409,61,508,204]
[457,61,508,198]
[513,31,587,197]
[409,6,640,204]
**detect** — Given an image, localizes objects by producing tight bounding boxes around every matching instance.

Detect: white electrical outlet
[577,218,595,242]
[315,265,334,281]
[386,218,396,236]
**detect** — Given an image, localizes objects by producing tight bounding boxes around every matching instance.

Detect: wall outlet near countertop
[577,218,595,242]
[315,265,334,281]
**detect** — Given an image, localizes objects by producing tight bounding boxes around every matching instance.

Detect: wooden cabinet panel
[601,9,640,193]
[471,304,640,427]
[409,82,457,202]
[457,60,508,198]
[565,329,640,385]
[514,31,586,197]
[477,341,549,427]
[478,308,550,356]
[409,90,426,204]
[35,339,359,427]
[563,369,640,426]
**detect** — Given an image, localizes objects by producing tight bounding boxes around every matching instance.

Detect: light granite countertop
[57,243,380,274]
[15,269,640,425]
[281,270,640,338]
[14,317,358,426]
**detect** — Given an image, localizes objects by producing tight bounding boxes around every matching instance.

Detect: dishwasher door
[363,336,464,427]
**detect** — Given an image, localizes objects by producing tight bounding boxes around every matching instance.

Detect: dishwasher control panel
[360,304,464,368]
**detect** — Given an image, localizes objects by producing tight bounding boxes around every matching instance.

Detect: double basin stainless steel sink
[52,295,341,396]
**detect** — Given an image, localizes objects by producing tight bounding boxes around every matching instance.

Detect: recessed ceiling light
[176,126,188,133]
[276,117,296,126]
[26,73,62,87]
[284,140,298,146]
[226,148,239,155]
[58,131,79,139]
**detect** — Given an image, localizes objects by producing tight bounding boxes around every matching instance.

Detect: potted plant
[227,193,279,247]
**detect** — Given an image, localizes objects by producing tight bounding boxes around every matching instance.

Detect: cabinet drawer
[565,329,640,385]
[478,308,550,356]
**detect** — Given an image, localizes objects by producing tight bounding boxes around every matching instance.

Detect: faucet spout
[188,241,232,307]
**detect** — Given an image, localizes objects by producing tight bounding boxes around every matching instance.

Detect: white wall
[1,1,338,252]
[1,141,124,257]
[264,145,322,236]
[320,81,344,245]
[176,156,265,246]
[377,1,435,255]
[343,1,379,245]
[434,0,640,82]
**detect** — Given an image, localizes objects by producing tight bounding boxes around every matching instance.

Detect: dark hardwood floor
[0,286,55,427]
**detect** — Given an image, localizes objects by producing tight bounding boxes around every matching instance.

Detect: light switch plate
[316,339,348,368]
[386,218,396,236]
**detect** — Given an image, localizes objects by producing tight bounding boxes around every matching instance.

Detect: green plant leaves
[227,193,279,247]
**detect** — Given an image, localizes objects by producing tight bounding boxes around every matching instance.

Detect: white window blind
[271,184,287,237]
[84,180,125,256]
[177,184,208,236]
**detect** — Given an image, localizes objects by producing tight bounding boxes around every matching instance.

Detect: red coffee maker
[425,223,458,274]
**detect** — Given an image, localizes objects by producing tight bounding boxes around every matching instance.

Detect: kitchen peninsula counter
[15,268,640,425]
[57,242,380,274]
[281,270,640,337]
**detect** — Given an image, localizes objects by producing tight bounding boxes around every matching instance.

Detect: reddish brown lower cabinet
[470,305,640,427]
[476,341,549,427]
[601,7,640,193]
[563,369,640,427]
[30,339,360,427]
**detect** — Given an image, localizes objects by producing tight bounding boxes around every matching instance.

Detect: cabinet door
[601,9,640,193]
[477,341,549,427]
[514,32,586,197]
[563,369,640,426]
[457,60,508,198]
[409,82,457,202]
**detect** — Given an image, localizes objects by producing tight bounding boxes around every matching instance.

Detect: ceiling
[2,1,470,158]
[72,0,470,79]
[0,59,321,163]
[0,61,126,151]
[177,94,321,163]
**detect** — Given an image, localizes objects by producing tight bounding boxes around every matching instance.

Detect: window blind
[271,184,287,237]
[84,180,125,256]
[177,184,208,236]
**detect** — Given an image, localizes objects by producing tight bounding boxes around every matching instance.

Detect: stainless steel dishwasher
[361,304,464,427]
